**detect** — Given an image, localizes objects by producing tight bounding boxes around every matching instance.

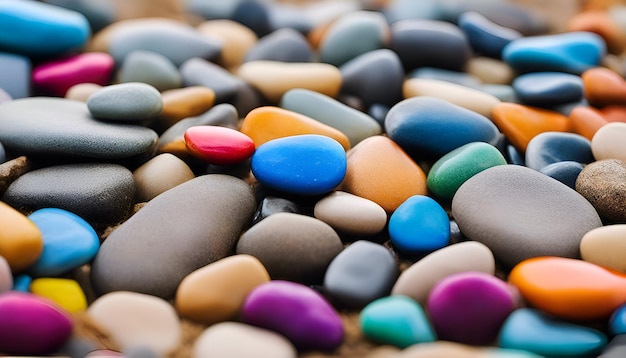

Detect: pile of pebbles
[3,0,626,357]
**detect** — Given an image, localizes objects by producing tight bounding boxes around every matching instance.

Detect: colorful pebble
[29,277,87,313]
[0,201,43,272]
[512,71,584,106]
[184,125,255,165]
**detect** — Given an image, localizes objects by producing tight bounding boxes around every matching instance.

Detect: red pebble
[184,126,255,165]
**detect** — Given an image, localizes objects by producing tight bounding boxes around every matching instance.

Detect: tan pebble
[364,345,402,358]
[591,122,626,161]
[160,86,216,127]
[581,224,626,272]
[87,291,181,355]
[392,241,495,305]
[175,254,270,325]
[237,60,342,102]
[402,78,500,118]
[193,321,297,358]
[314,191,387,235]
[0,256,12,293]
[340,135,427,213]
[398,341,492,358]
[133,153,195,202]
[465,56,515,85]
[65,83,103,102]
[0,201,43,272]
[197,19,258,70]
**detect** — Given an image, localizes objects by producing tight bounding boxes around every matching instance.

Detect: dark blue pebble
[458,11,522,58]
[539,161,584,190]
[525,132,593,171]
[512,72,584,106]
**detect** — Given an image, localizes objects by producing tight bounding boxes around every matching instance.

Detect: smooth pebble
[313,191,387,236]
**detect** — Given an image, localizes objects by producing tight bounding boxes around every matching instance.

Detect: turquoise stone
[610,304,626,335]
[12,274,31,292]
[499,308,607,357]
[359,295,436,348]
[427,142,507,200]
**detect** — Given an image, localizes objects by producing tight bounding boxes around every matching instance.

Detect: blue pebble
[512,72,584,106]
[27,208,100,277]
[0,1,91,58]
[525,132,593,172]
[499,308,607,357]
[0,52,31,99]
[384,96,500,158]
[458,12,522,58]
[539,161,584,189]
[12,274,32,292]
[502,32,606,74]
[388,195,450,254]
[610,304,626,335]
[251,134,347,196]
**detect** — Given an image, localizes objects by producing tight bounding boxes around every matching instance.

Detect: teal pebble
[27,208,100,277]
[388,195,450,254]
[427,142,507,200]
[359,295,436,348]
[87,82,163,121]
[12,274,32,292]
[499,308,607,357]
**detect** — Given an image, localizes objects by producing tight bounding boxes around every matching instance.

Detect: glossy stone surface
[512,71,584,106]
[458,11,522,58]
[184,126,255,166]
[524,131,593,171]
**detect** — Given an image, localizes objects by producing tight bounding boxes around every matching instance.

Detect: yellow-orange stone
[509,256,626,321]
[240,106,351,150]
[0,201,43,272]
[569,106,608,140]
[160,86,216,127]
[340,136,427,213]
[491,102,569,152]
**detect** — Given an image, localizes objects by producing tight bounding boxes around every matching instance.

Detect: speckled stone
[576,159,626,223]
[118,50,182,92]
[133,153,195,202]
[87,82,163,121]
[245,28,312,63]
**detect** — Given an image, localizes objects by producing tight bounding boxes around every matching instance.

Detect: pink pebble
[32,52,114,97]
[184,125,256,165]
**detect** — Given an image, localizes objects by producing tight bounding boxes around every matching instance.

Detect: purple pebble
[427,271,518,345]
[242,280,344,351]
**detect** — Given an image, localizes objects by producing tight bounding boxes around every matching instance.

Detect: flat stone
[185,126,255,166]
[133,153,195,202]
[3,163,135,229]
[245,28,312,63]
[118,50,182,92]
[0,202,43,273]
[0,98,157,159]
[451,165,602,268]
[576,159,626,223]
[159,86,216,128]
[87,82,163,121]
[0,52,31,99]
[581,224,626,273]
[313,191,387,236]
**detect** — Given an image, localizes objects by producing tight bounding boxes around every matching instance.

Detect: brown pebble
[160,86,216,127]
[576,159,626,223]
[65,83,103,102]
[132,153,195,202]
[197,20,258,70]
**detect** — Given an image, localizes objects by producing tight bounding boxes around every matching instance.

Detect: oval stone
[251,135,346,196]
[91,174,256,299]
[451,165,602,268]
[237,213,343,284]
[27,208,99,277]
[87,82,163,121]
[184,126,255,166]
[118,50,182,92]
[576,159,626,223]
[392,241,496,305]
[592,122,626,162]
[245,28,312,63]
[525,132,593,172]
[133,153,195,202]
[88,291,181,355]
[0,292,73,355]
[581,67,626,108]
[512,72,584,106]
[0,98,158,159]
[65,83,102,102]
[242,280,344,351]
[313,191,387,236]
[384,96,500,158]
[0,201,43,273]
[30,278,87,313]
[458,11,522,58]
[581,225,626,273]
[3,163,135,229]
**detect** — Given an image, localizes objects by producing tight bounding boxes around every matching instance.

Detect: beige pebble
[237,60,342,102]
[392,241,495,305]
[364,345,402,358]
[314,191,387,236]
[133,153,195,202]
[160,86,216,127]
[581,224,626,272]
[65,83,103,102]
[465,56,515,85]
[402,78,500,119]
[398,341,505,358]
[193,321,297,358]
[175,254,270,325]
[197,19,258,70]
[87,291,181,355]
[591,122,626,161]
[0,256,12,293]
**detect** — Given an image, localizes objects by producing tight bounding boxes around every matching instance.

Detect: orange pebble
[509,256,626,321]
[567,11,625,54]
[491,103,569,152]
[569,106,607,140]
[0,202,43,272]
[340,135,427,213]
[582,67,626,107]
[240,106,350,150]
[600,105,626,123]
[160,86,216,127]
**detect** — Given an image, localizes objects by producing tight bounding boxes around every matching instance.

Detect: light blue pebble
[512,72,584,106]
[499,308,607,357]
[388,195,450,254]
[502,32,606,74]
[0,0,90,58]
[27,208,100,277]
[251,135,347,196]
[610,303,626,335]
[13,274,32,292]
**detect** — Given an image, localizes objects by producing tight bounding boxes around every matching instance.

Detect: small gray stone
[576,159,626,224]
[451,164,602,268]
[118,50,182,92]
[180,58,242,103]
[91,174,256,299]
[2,163,135,228]
[87,82,163,121]
[245,28,312,63]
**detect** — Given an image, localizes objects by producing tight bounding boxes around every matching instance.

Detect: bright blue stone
[539,161,584,190]
[388,195,450,254]
[499,308,607,357]
[0,0,91,58]
[12,274,31,292]
[458,12,522,58]
[502,32,606,74]
[384,96,500,158]
[512,72,584,106]
[610,304,626,335]
[28,208,100,277]
[525,132,593,171]
[251,134,347,196]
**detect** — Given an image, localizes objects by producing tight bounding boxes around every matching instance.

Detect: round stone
[29,278,87,313]
[0,202,43,273]
[87,82,163,121]
[576,159,626,223]
[581,224,626,273]
[591,122,626,162]
[159,86,216,127]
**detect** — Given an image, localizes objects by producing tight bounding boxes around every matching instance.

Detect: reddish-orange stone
[240,106,351,151]
[569,106,607,140]
[340,135,427,213]
[491,103,569,152]
[582,67,626,107]
[566,11,625,54]
[184,126,255,165]
[509,256,626,321]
